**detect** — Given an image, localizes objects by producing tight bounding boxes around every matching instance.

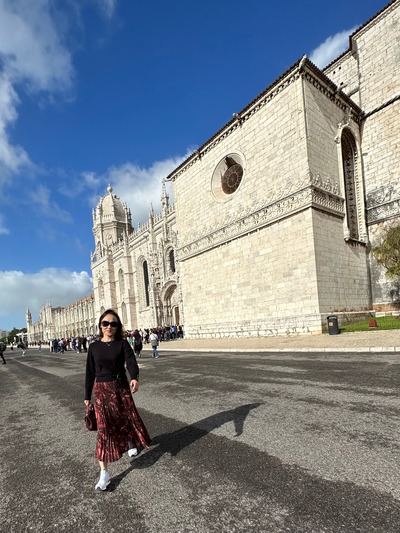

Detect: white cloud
[0,0,75,189]
[95,0,117,19]
[59,153,190,225]
[0,0,74,93]
[0,212,9,234]
[0,268,93,329]
[0,73,31,181]
[309,27,357,69]
[0,0,117,197]
[87,154,190,226]
[27,184,73,223]
[59,169,100,198]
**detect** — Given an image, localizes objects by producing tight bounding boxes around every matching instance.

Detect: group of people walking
[0,341,27,363]
[51,336,89,353]
[127,329,160,359]
[128,325,184,345]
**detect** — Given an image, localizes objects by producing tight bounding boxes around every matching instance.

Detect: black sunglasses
[101,320,118,328]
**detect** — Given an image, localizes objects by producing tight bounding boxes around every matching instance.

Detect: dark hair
[98,309,126,340]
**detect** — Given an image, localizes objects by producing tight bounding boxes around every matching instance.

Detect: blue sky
[0,0,388,330]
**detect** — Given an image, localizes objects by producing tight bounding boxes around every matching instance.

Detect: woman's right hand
[84,400,91,407]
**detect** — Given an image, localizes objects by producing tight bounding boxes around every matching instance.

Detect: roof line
[323,0,399,71]
[166,2,398,182]
[166,56,361,181]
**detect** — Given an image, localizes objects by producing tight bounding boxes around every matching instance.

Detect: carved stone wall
[171,57,372,338]
[91,197,180,330]
[171,2,399,337]
[27,295,96,343]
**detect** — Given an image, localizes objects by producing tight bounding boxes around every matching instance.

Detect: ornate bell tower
[92,184,133,260]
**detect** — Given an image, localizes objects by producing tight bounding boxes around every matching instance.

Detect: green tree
[6,327,27,344]
[372,225,400,279]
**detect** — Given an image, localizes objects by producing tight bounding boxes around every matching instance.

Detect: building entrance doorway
[162,283,179,325]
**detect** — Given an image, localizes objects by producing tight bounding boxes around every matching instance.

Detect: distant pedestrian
[149,329,159,359]
[0,341,6,364]
[133,330,143,358]
[128,333,134,350]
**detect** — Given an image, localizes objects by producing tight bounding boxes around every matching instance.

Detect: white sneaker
[95,470,110,491]
[128,448,138,457]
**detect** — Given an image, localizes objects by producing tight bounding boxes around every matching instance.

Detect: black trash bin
[327,315,340,335]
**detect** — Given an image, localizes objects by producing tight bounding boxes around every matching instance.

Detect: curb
[143,346,400,353]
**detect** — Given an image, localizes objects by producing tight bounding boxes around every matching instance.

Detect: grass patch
[340,315,400,333]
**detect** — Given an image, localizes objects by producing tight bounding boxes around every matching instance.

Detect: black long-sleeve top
[84,339,139,400]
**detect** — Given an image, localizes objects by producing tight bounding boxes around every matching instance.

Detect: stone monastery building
[27,0,400,342]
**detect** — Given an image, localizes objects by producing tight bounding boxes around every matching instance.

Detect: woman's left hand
[130,379,139,393]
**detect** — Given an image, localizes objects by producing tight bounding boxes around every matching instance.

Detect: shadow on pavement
[109,402,261,491]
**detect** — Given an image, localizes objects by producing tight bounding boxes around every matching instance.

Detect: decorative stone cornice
[366,182,400,224]
[177,176,344,261]
[303,71,361,124]
[367,197,400,225]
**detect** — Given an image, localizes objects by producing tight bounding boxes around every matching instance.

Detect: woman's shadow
[109,402,261,491]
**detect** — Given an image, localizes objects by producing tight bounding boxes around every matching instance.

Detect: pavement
[143,329,400,352]
[3,342,399,532]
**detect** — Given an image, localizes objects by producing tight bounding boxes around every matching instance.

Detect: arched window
[95,240,102,258]
[169,250,175,274]
[143,261,150,307]
[121,302,127,326]
[98,279,105,300]
[118,268,125,297]
[341,129,359,240]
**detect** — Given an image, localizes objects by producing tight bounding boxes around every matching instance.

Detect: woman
[84,309,151,490]
[133,329,143,358]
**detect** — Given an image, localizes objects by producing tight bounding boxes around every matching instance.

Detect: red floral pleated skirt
[93,379,151,463]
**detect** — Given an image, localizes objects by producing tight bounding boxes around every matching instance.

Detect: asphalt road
[1,347,399,533]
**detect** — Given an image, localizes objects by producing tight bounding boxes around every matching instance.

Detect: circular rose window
[211,153,245,201]
[222,163,243,194]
